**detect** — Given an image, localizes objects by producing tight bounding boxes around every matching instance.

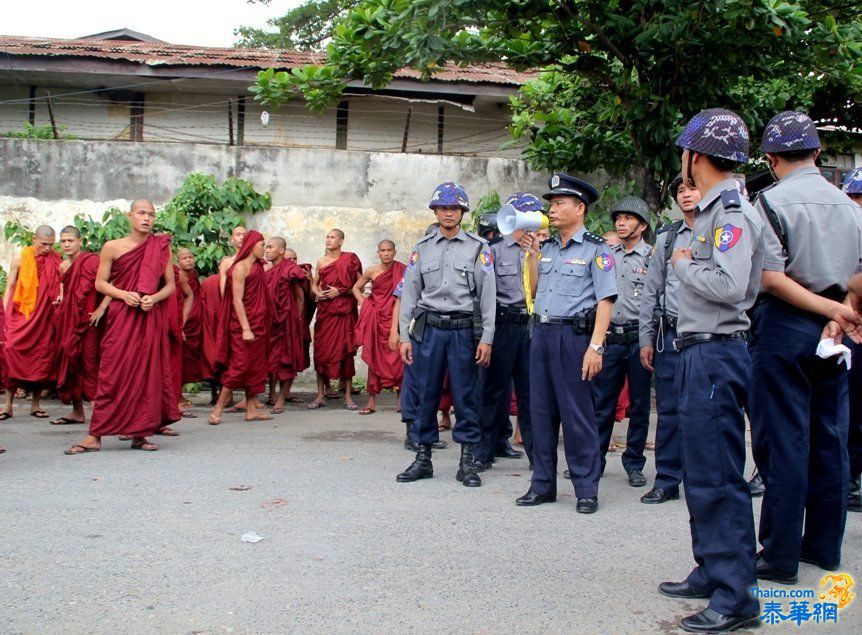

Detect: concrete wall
[0,138,555,271]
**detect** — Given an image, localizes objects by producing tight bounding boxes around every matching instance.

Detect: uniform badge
[697,235,706,242]
[714,224,743,252]
[479,250,494,272]
[633,266,648,275]
[595,253,614,271]
[565,258,587,265]
[407,251,419,270]
[551,174,561,188]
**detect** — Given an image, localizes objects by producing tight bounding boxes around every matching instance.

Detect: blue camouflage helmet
[761,111,821,153]
[429,182,469,211]
[843,167,862,195]
[675,108,750,163]
[504,192,545,213]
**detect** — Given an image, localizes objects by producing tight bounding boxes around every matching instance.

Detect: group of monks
[0,199,408,455]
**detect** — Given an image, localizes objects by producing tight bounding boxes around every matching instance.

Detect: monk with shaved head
[218,226,247,295]
[52,226,111,426]
[308,229,362,409]
[2,224,61,420]
[351,240,406,414]
[65,199,179,454]
[177,248,204,394]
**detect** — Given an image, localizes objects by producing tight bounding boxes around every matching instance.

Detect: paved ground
[0,392,859,634]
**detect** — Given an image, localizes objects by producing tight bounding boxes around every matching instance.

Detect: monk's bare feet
[208,414,221,425]
[345,396,359,411]
[307,399,325,410]
[0,445,6,454]
[0,411,12,421]
[65,435,101,455]
[51,414,85,425]
[272,399,285,415]
[156,426,180,436]
[130,437,158,451]
[438,411,452,431]
[245,413,273,421]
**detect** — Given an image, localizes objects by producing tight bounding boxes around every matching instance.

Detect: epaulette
[655,223,674,235]
[488,235,504,246]
[720,188,742,210]
[463,229,489,246]
[416,232,436,245]
[584,230,605,244]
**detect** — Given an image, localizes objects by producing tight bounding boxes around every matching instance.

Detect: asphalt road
[0,392,859,634]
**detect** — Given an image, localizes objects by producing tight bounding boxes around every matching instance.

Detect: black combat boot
[397,444,433,482]
[456,443,482,487]
[403,421,419,452]
[850,474,861,513]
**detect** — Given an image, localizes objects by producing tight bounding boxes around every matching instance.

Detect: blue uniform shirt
[490,235,526,306]
[533,227,618,318]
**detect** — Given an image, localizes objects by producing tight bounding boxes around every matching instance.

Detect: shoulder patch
[407,250,419,271]
[714,224,743,252]
[720,188,741,210]
[594,252,615,271]
[479,249,494,272]
[584,231,605,245]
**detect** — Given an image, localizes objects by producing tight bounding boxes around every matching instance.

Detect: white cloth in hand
[816,338,852,369]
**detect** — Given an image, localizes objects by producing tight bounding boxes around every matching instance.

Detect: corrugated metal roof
[0,35,535,86]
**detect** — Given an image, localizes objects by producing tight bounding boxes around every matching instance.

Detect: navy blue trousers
[849,341,862,476]
[750,298,849,572]
[593,339,651,474]
[652,328,682,490]
[529,324,600,499]
[677,339,759,617]
[477,320,532,463]
[401,359,419,442]
[411,325,481,446]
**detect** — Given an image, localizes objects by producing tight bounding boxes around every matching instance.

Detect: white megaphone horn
[497,203,550,236]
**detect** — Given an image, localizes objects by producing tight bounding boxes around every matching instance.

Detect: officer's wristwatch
[590,343,605,355]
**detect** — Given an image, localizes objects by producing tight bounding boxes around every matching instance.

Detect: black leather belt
[427,312,472,330]
[673,331,749,351]
[497,305,530,325]
[605,321,638,345]
[534,314,591,335]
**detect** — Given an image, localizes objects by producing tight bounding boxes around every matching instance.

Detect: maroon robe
[166,264,184,404]
[181,269,203,384]
[267,258,308,382]
[56,252,102,403]
[0,305,7,391]
[199,274,222,381]
[215,230,271,393]
[354,261,406,394]
[299,263,314,370]
[88,234,180,437]
[5,250,62,388]
[313,252,362,380]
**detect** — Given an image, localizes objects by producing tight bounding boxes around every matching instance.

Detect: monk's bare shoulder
[365,264,384,280]
[59,260,71,275]
[99,238,125,258]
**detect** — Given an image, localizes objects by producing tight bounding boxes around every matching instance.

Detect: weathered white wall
[0,138,559,271]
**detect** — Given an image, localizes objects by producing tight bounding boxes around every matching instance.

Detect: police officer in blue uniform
[515,174,617,514]
[843,168,862,513]
[750,113,862,585]
[396,183,497,487]
[592,196,653,488]
[475,193,539,471]
[657,109,764,633]
[638,175,701,504]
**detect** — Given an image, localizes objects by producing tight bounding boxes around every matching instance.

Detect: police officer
[638,176,702,504]
[475,193,539,471]
[844,169,862,513]
[749,112,862,585]
[396,182,496,487]
[515,174,617,513]
[657,109,764,633]
[477,213,499,242]
[592,196,653,488]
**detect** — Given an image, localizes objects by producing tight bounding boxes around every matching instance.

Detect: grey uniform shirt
[610,238,652,324]
[638,222,694,347]
[533,227,618,318]
[672,179,765,335]
[399,227,497,345]
[490,235,526,306]
[756,166,862,291]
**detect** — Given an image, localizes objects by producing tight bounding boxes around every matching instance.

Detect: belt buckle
[439,315,451,327]
[613,326,625,334]
[673,338,683,353]
[539,314,549,324]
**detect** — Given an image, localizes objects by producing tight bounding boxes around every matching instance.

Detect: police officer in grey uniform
[516,173,617,514]
[396,182,497,488]
[749,112,862,584]
[592,196,654,488]
[638,176,701,504]
[658,108,764,633]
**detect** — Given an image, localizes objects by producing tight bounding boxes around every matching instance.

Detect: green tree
[250,1,862,210]
[235,0,358,50]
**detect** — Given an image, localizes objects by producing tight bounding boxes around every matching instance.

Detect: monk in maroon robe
[265,239,308,412]
[352,240,406,414]
[53,226,110,425]
[2,225,62,419]
[209,230,272,424]
[65,199,179,454]
[0,303,6,451]
[178,248,203,386]
[163,262,192,431]
[308,229,362,410]
[199,272,222,405]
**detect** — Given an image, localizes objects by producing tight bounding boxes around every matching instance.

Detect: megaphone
[497,203,550,236]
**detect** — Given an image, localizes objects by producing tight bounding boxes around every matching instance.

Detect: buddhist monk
[2,224,62,420]
[308,229,362,410]
[265,238,308,412]
[65,199,179,454]
[178,248,203,392]
[163,260,193,431]
[0,304,6,452]
[218,225,247,295]
[352,240,406,414]
[293,250,315,381]
[209,230,272,424]
[199,272,222,405]
[53,226,111,425]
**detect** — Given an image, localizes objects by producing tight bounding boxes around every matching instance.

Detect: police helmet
[675,108,750,164]
[761,111,821,154]
[429,182,469,211]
